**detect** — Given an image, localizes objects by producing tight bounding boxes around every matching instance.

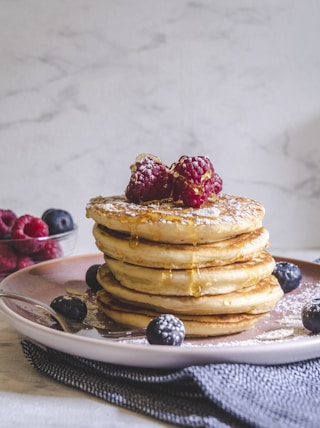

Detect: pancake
[86,194,265,244]
[87,187,282,338]
[97,291,265,337]
[97,269,283,315]
[93,224,270,269]
[103,250,275,296]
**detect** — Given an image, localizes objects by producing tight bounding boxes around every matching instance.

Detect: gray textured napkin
[21,340,320,428]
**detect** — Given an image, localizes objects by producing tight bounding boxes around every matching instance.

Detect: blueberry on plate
[146,314,185,346]
[272,261,302,293]
[302,298,320,333]
[50,296,87,322]
[42,209,74,235]
[85,264,102,292]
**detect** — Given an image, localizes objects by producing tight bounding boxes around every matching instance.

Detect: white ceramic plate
[1,254,320,368]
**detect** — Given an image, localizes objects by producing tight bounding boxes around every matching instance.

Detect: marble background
[0,0,319,255]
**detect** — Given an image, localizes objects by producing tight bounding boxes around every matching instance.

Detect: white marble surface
[0,0,319,254]
[1,1,320,427]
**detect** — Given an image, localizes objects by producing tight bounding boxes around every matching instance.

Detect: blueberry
[85,264,102,292]
[272,261,302,293]
[146,314,185,346]
[42,209,74,235]
[313,258,320,264]
[50,296,87,322]
[302,298,320,333]
[41,208,56,219]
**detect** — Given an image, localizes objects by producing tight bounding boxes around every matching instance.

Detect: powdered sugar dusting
[86,194,264,226]
[115,264,320,349]
[255,328,295,341]
[275,280,320,316]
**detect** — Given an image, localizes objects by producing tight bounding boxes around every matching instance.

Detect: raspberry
[0,243,17,273]
[125,154,173,204]
[33,239,63,261]
[16,255,35,269]
[213,172,223,194]
[0,209,17,238]
[171,155,216,208]
[12,215,49,239]
[11,215,49,254]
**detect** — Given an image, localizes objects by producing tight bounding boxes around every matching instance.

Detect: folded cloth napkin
[21,340,320,428]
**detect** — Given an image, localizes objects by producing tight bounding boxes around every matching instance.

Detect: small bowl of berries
[0,208,77,280]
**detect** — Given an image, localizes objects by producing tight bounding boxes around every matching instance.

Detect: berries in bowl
[0,208,77,280]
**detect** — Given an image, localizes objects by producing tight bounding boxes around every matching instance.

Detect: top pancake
[93,224,269,269]
[86,194,265,244]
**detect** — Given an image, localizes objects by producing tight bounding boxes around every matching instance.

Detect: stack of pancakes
[86,194,283,337]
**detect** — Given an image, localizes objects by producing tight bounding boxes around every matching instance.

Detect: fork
[0,290,146,339]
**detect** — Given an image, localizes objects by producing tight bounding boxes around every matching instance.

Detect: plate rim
[1,253,320,368]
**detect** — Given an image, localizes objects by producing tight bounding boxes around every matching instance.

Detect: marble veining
[0,0,319,254]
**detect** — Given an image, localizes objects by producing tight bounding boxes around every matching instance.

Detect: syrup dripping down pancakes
[86,194,283,337]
